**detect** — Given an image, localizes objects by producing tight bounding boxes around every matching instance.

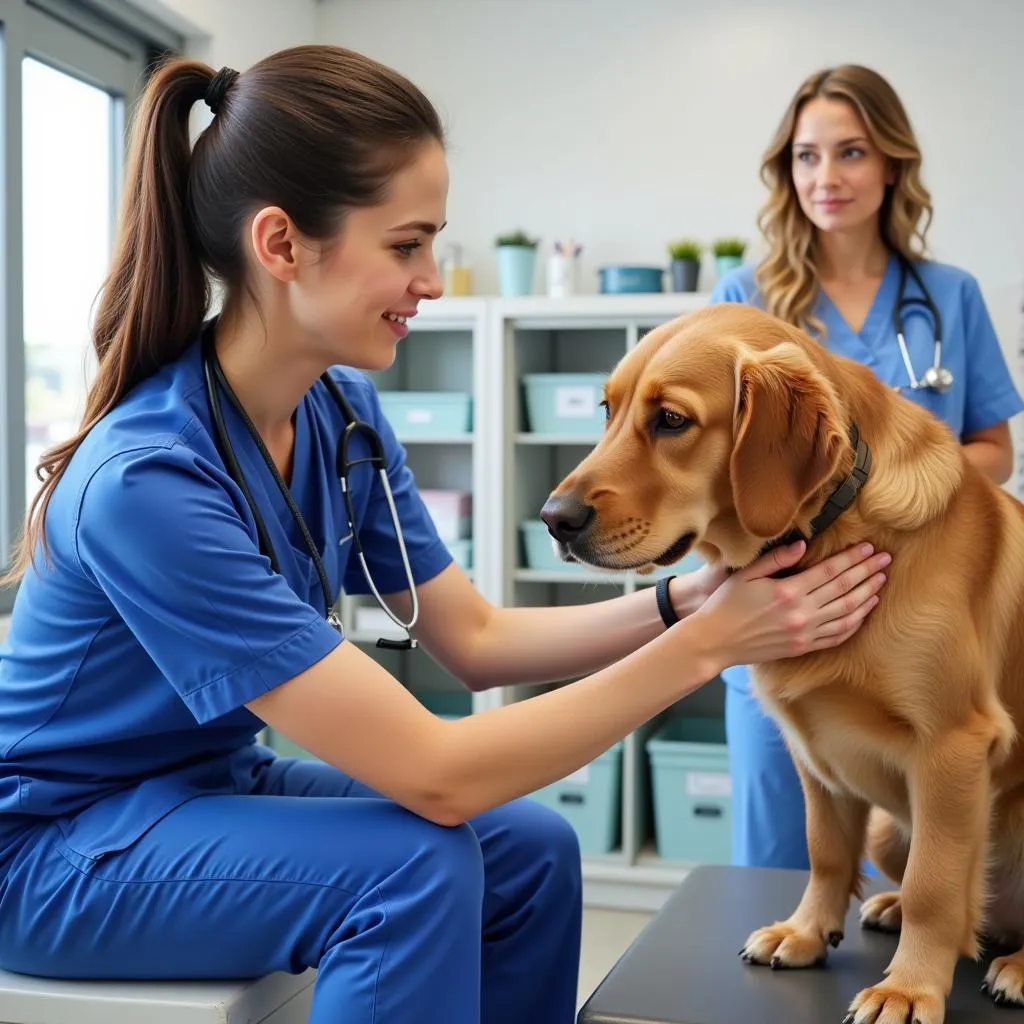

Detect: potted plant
[667,239,702,293]
[712,237,747,280]
[495,230,540,296]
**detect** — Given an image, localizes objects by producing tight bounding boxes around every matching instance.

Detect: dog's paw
[859,890,902,933]
[739,921,831,969]
[981,952,1024,1007]
[844,977,944,1024]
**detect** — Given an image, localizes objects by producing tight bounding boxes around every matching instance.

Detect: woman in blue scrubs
[711,63,1024,872]
[0,48,889,1024]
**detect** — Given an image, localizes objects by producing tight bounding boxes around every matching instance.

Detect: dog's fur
[544,303,1024,1023]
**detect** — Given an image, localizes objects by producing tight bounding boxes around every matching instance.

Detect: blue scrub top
[711,254,1024,693]
[0,321,453,863]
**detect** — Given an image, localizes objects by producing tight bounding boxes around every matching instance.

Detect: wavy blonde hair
[755,64,933,337]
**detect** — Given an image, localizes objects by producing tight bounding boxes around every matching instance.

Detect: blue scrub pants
[0,751,583,1024]
[725,681,810,870]
[725,682,879,878]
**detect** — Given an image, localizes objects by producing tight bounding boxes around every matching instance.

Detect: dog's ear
[730,345,847,539]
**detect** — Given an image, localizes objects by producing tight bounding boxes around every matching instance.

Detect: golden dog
[540,303,1024,1024]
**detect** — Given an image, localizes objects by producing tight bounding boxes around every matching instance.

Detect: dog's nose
[540,494,595,544]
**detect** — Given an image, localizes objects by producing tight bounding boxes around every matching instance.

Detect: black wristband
[655,575,679,630]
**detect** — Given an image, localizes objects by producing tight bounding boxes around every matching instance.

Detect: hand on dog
[693,540,890,670]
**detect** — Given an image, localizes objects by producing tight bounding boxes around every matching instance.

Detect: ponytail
[2,57,213,585]
[4,44,444,588]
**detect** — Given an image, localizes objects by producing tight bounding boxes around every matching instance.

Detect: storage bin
[420,690,473,720]
[522,373,606,436]
[597,265,664,294]
[420,489,472,542]
[529,741,622,855]
[646,716,732,864]
[447,537,473,570]
[520,519,589,574]
[378,390,472,436]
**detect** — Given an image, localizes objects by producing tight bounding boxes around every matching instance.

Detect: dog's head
[540,304,851,570]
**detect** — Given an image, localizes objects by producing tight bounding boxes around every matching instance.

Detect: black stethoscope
[892,254,952,394]
[201,329,420,650]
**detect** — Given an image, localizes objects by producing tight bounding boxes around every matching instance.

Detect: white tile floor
[577,907,653,1011]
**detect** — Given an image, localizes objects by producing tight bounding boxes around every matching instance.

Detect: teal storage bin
[646,716,732,865]
[378,390,472,436]
[529,741,622,855]
[447,538,473,570]
[522,373,606,436]
[520,519,589,573]
[421,690,473,720]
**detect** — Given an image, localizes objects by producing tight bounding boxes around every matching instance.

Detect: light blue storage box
[378,390,472,436]
[645,550,706,578]
[529,741,622,855]
[522,373,606,436]
[447,538,473,570]
[646,717,732,865]
[520,519,590,574]
[421,690,473,720]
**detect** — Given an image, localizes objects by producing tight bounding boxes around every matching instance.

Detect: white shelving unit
[332,292,737,912]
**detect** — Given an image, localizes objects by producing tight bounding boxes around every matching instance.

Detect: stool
[578,865,1009,1023]
[0,967,315,1024]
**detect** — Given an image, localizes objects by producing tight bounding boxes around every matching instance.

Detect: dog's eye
[654,409,692,434]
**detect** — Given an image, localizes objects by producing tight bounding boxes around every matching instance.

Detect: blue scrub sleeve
[709,267,755,305]
[961,276,1024,435]
[342,384,453,597]
[74,445,342,724]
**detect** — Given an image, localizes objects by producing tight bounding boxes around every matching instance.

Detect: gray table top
[578,865,1012,1024]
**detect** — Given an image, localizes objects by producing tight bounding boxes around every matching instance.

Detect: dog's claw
[841,1015,854,1024]
[770,956,781,969]
[995,991,1007,1006]
[980,981,989,994]
[828,930,843,948]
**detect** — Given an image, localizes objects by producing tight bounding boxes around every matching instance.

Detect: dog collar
[759,422,872,572]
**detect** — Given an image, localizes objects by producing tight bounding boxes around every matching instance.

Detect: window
[0,0,182,611]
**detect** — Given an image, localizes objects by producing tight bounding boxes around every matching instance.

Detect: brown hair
[755,64,933,336]
[4,44,443,585]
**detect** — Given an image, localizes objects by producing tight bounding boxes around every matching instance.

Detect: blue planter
[715,254,743,279]
[497,245,537,296]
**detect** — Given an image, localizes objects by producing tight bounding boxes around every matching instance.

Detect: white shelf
[343,293,724,912]
[396,433,474,445]
[514,567,630,585]
[515,432,600,446]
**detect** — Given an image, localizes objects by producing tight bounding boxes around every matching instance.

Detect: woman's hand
[690,540,890,671]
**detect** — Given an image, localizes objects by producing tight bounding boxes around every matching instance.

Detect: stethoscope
[892,254,952,394]
[201,329,420,650]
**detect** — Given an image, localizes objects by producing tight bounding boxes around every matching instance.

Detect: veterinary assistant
[711,62,1024,873]
[0,46,887,1024]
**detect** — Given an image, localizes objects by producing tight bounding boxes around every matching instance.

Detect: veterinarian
[711,63,1024,872]
[0,46,889,1024]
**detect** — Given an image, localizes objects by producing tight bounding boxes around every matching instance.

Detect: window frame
[1,0,181,612]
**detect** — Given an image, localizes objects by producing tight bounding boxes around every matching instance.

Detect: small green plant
[712,237,747,259]
[495,230,539,249]
[667,239,702,262]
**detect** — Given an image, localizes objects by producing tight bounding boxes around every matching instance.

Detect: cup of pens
[547,240,582,298]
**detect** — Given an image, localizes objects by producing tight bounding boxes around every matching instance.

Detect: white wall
[132,0,319,69]
[317,0,1023,350]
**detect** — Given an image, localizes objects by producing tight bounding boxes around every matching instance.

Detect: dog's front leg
[845,724,993,1024]
[741,758,868,968]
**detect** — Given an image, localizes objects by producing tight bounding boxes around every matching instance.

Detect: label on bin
[555,386,597,419]
[405,408,434,424]
[685,771,731,798]
[564,765,590,784]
